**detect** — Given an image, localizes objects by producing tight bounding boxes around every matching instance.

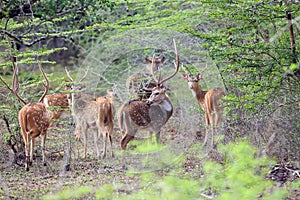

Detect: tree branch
[0,75,13,93]
[0,29,73,47]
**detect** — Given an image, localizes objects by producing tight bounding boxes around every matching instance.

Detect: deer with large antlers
[118,40,179,150]
[126,55,165,100]
[66,67,115,158]
[12,61,51,171]
[182,68,225,147]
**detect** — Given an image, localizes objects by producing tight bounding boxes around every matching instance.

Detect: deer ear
[145,58,152,64]
[164,86,171,91]
[197,73,204,80]
[106,89,113,96]
[182,74,188,80]
[160,56,165,63]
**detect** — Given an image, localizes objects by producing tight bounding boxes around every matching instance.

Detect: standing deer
[65,68,115,158]
[43,80,72,127]
[119,40,179,150]
[96,94,115,158]
[12,61,51,171]
[182,70,225,147]
[126,55,165,100]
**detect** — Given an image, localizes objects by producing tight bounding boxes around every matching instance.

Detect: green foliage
[94,184,114,199]
[203,141,288,200]
[42,141,295,200]
[0,94,23,152]
[191,1,300,115]
[120,174,200,200]
[0,0,115,73]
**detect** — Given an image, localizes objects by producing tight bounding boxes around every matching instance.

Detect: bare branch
[0,75,13,93]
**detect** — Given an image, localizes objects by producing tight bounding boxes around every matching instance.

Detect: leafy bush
[42,140,296,200]
[202,141,288,200]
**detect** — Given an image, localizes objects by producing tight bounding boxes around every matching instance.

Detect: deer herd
[11,41,225,171]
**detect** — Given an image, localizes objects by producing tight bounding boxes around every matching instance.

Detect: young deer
[66,68,115,158]
[96,93,115,158]
[119,40,179,150]
[43,80,72,127]
[182,71,225,147]
[126,56,165,100]
[12,61,51,171]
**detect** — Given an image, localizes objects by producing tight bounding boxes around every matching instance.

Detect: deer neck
[160,97,172,112]
[149,97,173,124]
[158,97,173,120]
[191,84,207,104]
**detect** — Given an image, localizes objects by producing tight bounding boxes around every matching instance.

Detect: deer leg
[120,134,134,150]
[109,133,114,157]
[155,131,160,144]
[94,129,101,159]
[211,125,215,147]
[212,110,222,147]
[208,112,214,147]
[41,133,47,166]
[214,110,222,134]
[25,135,30,171]
[74,117,81,141]
[101,130,107,159]
[82,124,88,159]
[30,137,34,166]
[203,112,210,147]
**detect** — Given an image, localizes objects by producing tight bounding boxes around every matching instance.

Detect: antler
[37,61,49,103]
[79,66,89,83]
[65,66,89,83]
[159,39,179,85]
[65,66,74,82]
[11,56,27,105]
[201,63,208,73]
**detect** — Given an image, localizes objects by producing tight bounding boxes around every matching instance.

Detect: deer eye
[154,92,159,96]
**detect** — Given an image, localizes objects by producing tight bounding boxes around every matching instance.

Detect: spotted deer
[119,40,179,150]
[43,80,72,127]
[66,68,115,158]
[182,69,225,147]
[126,55,165,100]
[12,61,51,171]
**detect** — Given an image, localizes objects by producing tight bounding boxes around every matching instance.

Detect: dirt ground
[0,101,209,199]
[0,97,298,199]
